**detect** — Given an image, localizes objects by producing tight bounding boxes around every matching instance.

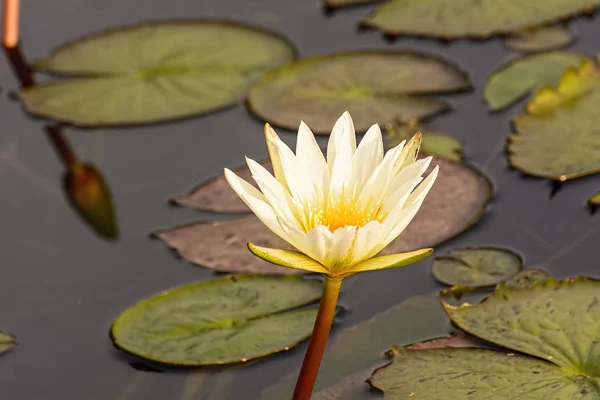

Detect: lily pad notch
[17,20,298,127]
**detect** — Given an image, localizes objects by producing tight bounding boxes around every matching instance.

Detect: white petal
[296,121,327,184]
[405,165,439,206]
[353,124,384,189]
[327,111,356,173]
[324,226,359,271]
[380,177,423,217]
[357,141,404,207]
[386,157,432,196]
[352,220,388,264]
[224,168,289,241]
[382,199,426,248]
[246,157,301,229]
[279,219,332,266]
[330,132,357,200]
[263,124,288,189]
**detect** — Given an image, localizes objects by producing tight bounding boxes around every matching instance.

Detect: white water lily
[224,112,439,280]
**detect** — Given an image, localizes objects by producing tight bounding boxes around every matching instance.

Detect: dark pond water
[0,0,599,399]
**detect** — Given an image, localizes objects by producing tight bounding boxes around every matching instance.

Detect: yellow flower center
[296,188,385,233]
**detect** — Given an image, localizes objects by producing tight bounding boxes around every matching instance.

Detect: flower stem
[292,277,342,400]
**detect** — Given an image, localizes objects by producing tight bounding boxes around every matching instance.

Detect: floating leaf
[369,276,600,399]
[17,21,296,127]
[361,0,600,39]
[505,26,575,53]
[0,331,16,356]
[508,58,600,181]
[156,156,491,274]
[369,347,593,399]
[65,163,118,239]
[110,275,330,366]
[484,52,587,111]
[247,51,471,134]
[444,276,600,371]
[323,0,380,9]
[262,294,452,400]
[385,122,463,162]
[431,247,523,288]
[503,267,550,289]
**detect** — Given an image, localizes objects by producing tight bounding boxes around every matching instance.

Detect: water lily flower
[224,111,439,280]
[224,111,438,400]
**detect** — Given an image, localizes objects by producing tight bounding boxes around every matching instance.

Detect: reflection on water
[3,45,119,240]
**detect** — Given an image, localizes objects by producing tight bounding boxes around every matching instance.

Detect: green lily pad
[589,191,600,206]
[503,267,550,289]
[110,275,331,366]
[156,156,491,274]
[0,331,16,356]
[246,51,471,135]
[445,276,600,372]
[369,276,600,399]
[432,247,523,288]
[17,21,297,127]
[369,347,595,399]
[361,0,600,39]
[484,52,588,111]
[384,123,463,162]
[505,26,575,53]
[261,294,453,400]
[508,58,600,181]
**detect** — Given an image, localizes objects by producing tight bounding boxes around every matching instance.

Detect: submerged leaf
[65,163,118,239]
[17,21,296,126]
[508,58,600,181]
[503,267,550,289]
[484,52,587,111]
[362,0,600,39]
[262,294,452,400]
[0,331,16,356]
[247,51,471,134]
[156,156,491,274]
[590,191,600,207]
[385,122,463,162]
[505,26,575,53]
[431,247,523,288]
[111,275,329,366]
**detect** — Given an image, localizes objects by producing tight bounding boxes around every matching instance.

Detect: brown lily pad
[155,155,492,275]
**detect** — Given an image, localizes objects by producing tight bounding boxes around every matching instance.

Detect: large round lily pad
[156,156,492,274]
[508,58,600,181]
[246,51,471,134]
[504,26,575,53]
[361,0,600,39]
[369,276,600,399]
[110,275,327,366]
[431,247,523,288]
[16,21,297,127]
[484,52,588,111]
